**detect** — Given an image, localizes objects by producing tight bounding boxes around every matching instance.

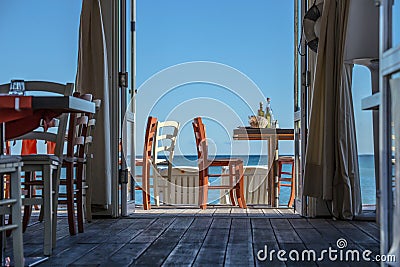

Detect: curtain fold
[303,0,361,219]
[76,0,112,208]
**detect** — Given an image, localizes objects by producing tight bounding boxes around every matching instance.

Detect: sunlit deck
[5,206,380,266]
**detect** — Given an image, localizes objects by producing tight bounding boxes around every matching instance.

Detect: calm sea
[133,154,376,206]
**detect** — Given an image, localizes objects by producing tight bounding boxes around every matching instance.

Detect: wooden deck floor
[5,207,380,266]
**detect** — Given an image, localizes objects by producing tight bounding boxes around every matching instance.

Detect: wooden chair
[57,93,95,235]
[192,117,247,209]
[277,156,295,207]
[135,117,158,210]
[82,99,101,224]
[221,165,269,205]
[0,156,24,266]
[0,81,73,256]
[151,120,179,206]
[158,166,199,205]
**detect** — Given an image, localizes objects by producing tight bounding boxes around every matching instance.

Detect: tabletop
[0,95,95,139]
[233,127,294,141]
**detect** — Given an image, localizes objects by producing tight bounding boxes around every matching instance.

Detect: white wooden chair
[220,165,269,205]
[0,156,24,266]
[158,166,199,205]
[152,120,179,206]
[0,81,74,255]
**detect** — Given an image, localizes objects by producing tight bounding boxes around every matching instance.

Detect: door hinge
[302,70,311,87]
[119,169,129,184]
[119,72,128,88]
[131,21,136,32]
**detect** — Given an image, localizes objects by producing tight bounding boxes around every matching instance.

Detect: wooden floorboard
[3,208,380,266]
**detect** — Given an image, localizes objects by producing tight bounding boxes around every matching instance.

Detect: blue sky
[0,0,374,155]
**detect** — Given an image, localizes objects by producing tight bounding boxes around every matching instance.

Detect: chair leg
[153,168,160,206]
[235,163,247,209]
[288,162,295,208]
[76,161,84,233]
[10,168,24,267]
[43,165,53,256]
[142,163,151,210]
[66,162,76,235]
[199,170,208,210]
[228,164,236,206]
[52,168,60,246]
[278,162,283,196]
[85,159,93,222]
[228,190,236,206]
[22,171,33,232]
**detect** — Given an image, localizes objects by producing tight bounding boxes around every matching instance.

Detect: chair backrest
[143,117,158,169]
[153,120,180,178]
[192,117,208,172]
[0,81,73,96]
[66,93,93,161]
[83,99,101,157]
[0,81,74,158]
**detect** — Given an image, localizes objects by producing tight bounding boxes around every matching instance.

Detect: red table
[0,95,95,140]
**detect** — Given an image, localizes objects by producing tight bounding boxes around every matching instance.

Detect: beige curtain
[303,0,361,219]
[76,0,112,208]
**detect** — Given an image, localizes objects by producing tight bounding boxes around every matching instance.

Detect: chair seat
[277,156,294,163]
[21,154,60,163]
[208,158,242,166]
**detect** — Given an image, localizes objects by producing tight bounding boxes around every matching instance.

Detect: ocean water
[133,154,376,206]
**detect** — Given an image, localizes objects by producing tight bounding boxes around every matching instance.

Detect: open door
[294,0,308,216]
[379,0,400,263]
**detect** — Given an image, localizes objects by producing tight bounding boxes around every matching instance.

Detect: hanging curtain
[303,0,361,219]
[76,0,112,208]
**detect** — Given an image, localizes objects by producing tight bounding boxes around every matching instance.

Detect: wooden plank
[289,218,314,229]
[72,242,126,265]
[132,217,193,266]
[213,206,232,216]
[196,207,216,216]
[38,244,99,266]
[252,219,284,266]
[274,229,303,244]
[254,242,285,267]
[229,207,247,217]
[129,217,175,243]
[270,219,292,230]
[193,219,231,265]
[262,208,280,217]
[350,221,380,242]
[162,242,203,266]
[178,217,213,244]
[76,219,137,244]
[225,219,254,265]
[247,208,265,217]
[251,218,272,229]
[106,218,156,244]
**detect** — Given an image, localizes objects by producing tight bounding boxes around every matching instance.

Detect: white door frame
[379,0,399,264]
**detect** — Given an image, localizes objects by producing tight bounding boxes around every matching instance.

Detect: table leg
[268,137,274,206]
[274,141,279,207]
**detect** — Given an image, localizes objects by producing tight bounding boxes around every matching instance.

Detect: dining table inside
[233,127,295,208]
[0,94,95,264]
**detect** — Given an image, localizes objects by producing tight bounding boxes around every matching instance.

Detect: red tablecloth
[0,95,61,139]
